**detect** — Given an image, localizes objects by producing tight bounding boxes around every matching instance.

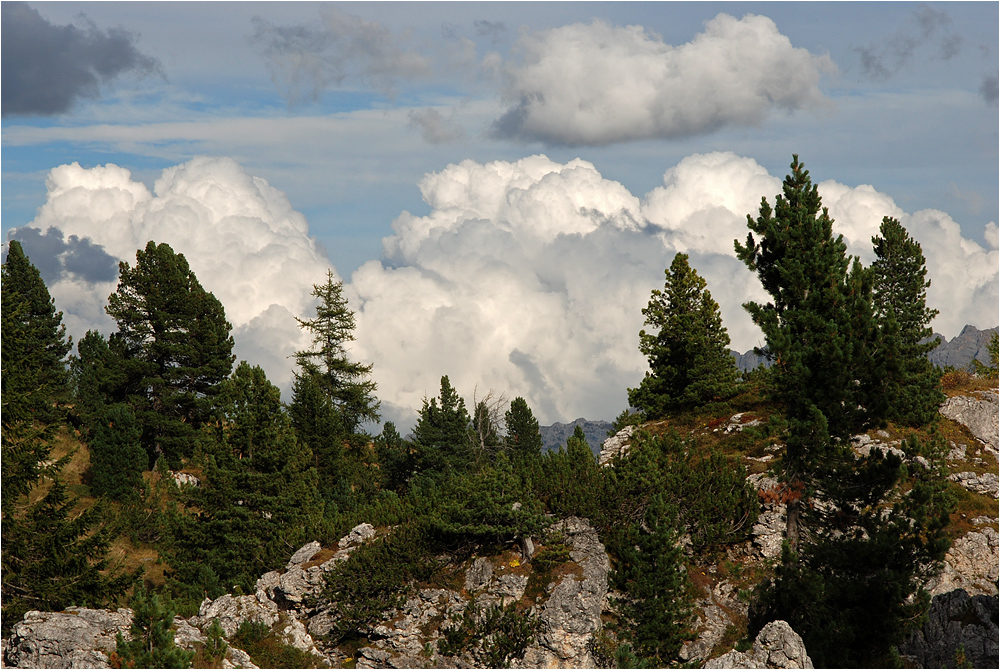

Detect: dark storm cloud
[5,226,119,285]
[1,2,163,117]
[854,4,962,80]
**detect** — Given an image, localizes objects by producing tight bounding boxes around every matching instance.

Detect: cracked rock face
[928,524,1000,598]
[899,589,999,669]
[940,391,999,452]
[3,607,133,669]
[515,517,610,669]
[598,426,635,466]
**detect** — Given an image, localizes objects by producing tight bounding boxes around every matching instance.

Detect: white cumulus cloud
[11,153,996,431]
[492,14,834,145]
[13,157,334,392]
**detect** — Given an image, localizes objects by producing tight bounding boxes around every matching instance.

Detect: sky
[2,1,998,430]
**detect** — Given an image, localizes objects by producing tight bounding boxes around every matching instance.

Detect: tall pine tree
[737,156,949,666]
[410,376,473,484]
[294,271,379,433]
[504,397,543,466]
[2,240,72,423]
[628,252,739,418]
[106,241,234,467]
[871,216,944,426]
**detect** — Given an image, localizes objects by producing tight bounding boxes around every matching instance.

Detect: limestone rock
[898,589,999,669]
[927,525,1000,597]
[339,523,377,549]
[3,607,133,669]
[940,391,999,452]
[705,620,813,669]
[680,579,748,662]
[287,541,322,568]
[464,557,493,593]
[223,647,259,669]
[189,594,280,638]
[948,471,999,498]
[598,426,635,466]
[515,517,609,668]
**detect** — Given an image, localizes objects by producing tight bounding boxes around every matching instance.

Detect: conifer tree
[628,252,739,418]
[737,157,950,666]
[2,240,72,423]
[504,397,543,465]
[106,241,234,466]
[89,403,147,503]
[289,371,343,493]
[166,362,323,599]
[871,216,945,426]
[70,330,126,431]
[295,271,379,433]
[410,376,473,484]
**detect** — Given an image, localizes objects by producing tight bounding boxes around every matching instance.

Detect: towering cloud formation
[8,154,997,429]
[492,14,833,145]
[9,157,333,390]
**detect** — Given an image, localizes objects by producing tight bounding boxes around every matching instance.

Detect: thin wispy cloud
[854,4,963,80]
[1,1,163,117]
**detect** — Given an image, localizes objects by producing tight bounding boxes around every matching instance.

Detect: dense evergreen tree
[628,252,740,418]
[2,240,72,423]
[106,241,234,467]
[504,397,543,465]
[735,155,888,548]
[88,403,147,503]
[737,157,949,666]
[70,330,126,431]
[295,270,379,433]
[871,216,945,425]
[410,376,474,484]
[288,371,343,490]
[375,421,412,492]
[166,362,323,601]
[470,399,503,463]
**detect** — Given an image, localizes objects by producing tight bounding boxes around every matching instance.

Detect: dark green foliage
[628,252,740,418]
[735,155,890,550]
[320,523,436,644]
[106,241,234,467]
[609,494,693,664]
[294,270,379,433]
[70,330,127,433]
[165,362,323,602]
[374,421,412,492]
[871,217,945,425]
[532,425,602,520]
[750,450,953,667]
[2,476,128,634]
[410,376,474,483]
[114,589,194,669]
[426,455,549,547]
[230,620,323,669]
[203,618,228,662]
[504,397,543,465]
[470,398,503,463]
[1,240,72,424]
[972,331,999,378]
[89,403,147,502]
[439,601,539,668]
[289,371,344,497]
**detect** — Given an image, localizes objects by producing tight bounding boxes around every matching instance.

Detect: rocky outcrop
[680,579,748,663]
[898,589,999,669]
[256,523,376,614]
[516,517,610,668]
[598,426,635,466]
[928,325,998,370]
[3,608,133,669]
[927,522,999,598]
[949,471,999,498]
[940,391,999,453]
[704,620,814,669]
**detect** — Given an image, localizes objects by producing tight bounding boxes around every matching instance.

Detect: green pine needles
[629,252,740,418]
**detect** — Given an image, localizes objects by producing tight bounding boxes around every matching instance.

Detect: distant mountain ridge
[729,324,998,372]
[538,418,613,456]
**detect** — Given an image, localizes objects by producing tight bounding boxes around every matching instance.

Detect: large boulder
[927,523,999,598]
[704,620,813,669]
[3,607,132,669]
